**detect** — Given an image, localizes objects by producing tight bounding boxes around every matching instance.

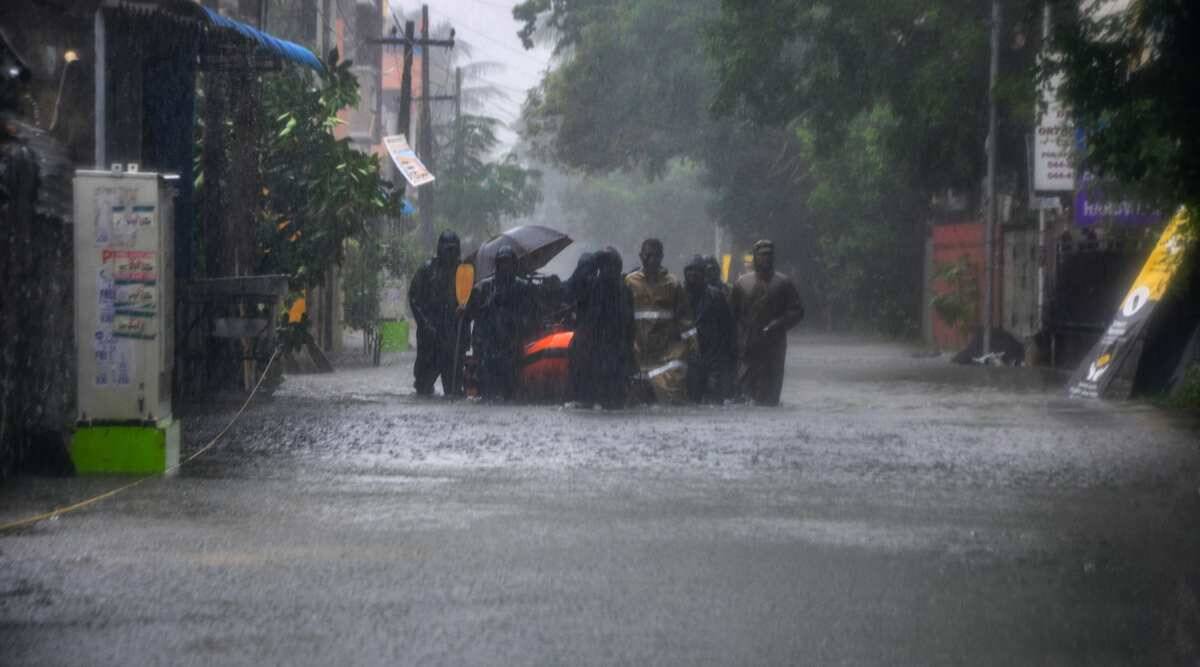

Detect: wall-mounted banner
[383,134,435,188]
[1067,208,1191,399]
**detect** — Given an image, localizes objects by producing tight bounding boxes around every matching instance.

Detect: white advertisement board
[1034,71,1076,192]
[383,134,435,188]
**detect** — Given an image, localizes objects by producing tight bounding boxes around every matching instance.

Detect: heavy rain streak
[3,0,1200,664]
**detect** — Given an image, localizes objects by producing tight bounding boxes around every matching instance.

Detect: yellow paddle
[455,263,475,307]
[451,262,475,396]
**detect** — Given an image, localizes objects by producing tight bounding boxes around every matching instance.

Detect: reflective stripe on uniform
[634,309,673,320]
[681,327,698,339]
[647,359,686,379]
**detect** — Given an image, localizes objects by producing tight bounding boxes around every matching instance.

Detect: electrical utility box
[72,170,179,473]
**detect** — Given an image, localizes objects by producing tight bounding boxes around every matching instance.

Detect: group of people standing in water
[409,233,805,408]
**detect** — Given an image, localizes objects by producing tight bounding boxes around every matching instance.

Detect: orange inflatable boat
[518,329,573,402]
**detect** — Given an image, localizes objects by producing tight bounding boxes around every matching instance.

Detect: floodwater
[2,335,1198,665]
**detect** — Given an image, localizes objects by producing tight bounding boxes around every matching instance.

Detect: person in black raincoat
[684,255,736,403]
[571,247,635,409]
[704,255,729,297]
[564,252,597,403]
[730,239,805,406]
[465,246,536,401]
[408,231,464,396]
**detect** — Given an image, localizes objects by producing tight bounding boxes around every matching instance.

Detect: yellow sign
[1068,207,1192,399]
[1124,208,1189,305]
[455,263,475,307]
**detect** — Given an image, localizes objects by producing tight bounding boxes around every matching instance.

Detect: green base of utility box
[70,421,180,475]
[380,319,410,352]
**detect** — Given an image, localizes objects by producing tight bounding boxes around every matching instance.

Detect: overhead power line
[448,20,552,70]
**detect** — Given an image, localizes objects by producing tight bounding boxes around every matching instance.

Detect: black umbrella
[467,225,573,282]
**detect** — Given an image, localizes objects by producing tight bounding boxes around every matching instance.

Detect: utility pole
[418,4,435,251]
[983,0,1000,360]
[453,66,463,174]
[372,12,454,250]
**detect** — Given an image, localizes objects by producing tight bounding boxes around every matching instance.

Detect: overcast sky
[389,0,555,149]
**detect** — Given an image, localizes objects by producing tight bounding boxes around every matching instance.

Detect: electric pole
[453,66,463,174]
[418,4,436,251]
[372,10,454,250]
[983,0,1000,360]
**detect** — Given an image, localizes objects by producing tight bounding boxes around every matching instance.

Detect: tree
[516,0,719,177]
[705,0,1038,333]
[437,113,542,246]
[515,0,1038,333]
[1048,0,1200,213]
[254,52,395,289]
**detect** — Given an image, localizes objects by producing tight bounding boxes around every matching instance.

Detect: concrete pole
[418,4,435,251]
[983,0,1000,359]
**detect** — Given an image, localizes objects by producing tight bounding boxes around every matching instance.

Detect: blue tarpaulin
[198,7,323,72]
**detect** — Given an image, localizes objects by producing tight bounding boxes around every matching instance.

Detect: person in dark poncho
[565,252,598,403]
[408,231,464,396]
[704,255,729,297]
[465,246,536,401]
[571,247,635,409]
[684,255,736,403]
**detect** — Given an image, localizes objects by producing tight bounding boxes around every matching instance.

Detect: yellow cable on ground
[0,347,281,533]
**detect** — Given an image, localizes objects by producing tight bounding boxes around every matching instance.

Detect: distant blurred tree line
[514,0,1041,336]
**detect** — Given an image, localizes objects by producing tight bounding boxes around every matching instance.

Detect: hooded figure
[409,231,465,396]
[729,240,805,406]
[704,255,729,297]
[466,245,536,401]
[684,255,736,403]
[572,247,635,408]
[625,239,696,404]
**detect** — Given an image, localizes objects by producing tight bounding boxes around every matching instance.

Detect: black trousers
[478,354,518,401]
[687,357,733,404]
[413,329,462,396]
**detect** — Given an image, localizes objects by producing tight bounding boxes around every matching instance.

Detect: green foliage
[438,114,542,245]
[930,256,980,336]
[341,237,382,332]
[519,0,718,177]
[255,52,394,289]
[1048,0,1200,215]
[1167,365,1200,411]
[515,0,1035,335]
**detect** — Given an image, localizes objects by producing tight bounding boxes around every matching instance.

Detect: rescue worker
[465,246,536,401]
[625,239,695,404]
[572,247,635,409]
[408,231,465,396]
[684,255,736,404]
[730,240,805,406]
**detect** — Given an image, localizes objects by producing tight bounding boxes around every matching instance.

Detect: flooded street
[3,336,1199,665]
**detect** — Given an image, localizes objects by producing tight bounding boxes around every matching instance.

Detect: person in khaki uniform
[730,239,805,406]
[625,238,696,404]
